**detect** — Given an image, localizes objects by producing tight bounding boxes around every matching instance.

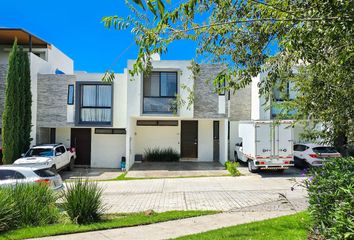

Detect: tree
[103,0,354,153]
[18,44,32,154]
[2,41,32,164]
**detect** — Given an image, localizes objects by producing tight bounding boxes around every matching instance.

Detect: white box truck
[234,120,294,173]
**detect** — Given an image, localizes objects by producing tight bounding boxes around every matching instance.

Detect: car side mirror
[21,153,25,157]
[236,143,242,147]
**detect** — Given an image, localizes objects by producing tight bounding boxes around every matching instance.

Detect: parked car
[235,120,294,173]
[293,143,341,168]
[13,144,76,172]
[0,165,64,190]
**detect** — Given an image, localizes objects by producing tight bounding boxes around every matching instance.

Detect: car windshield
[34,169,56,177]
[25,148,54,157]
[313,147,338,154]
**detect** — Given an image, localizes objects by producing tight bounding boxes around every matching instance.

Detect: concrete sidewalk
[33,198,307,240]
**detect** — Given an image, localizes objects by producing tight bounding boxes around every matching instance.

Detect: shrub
[144,147,180,162]
[0,189,19,232]
[10,183,60,227]
[225,161,241,176]
[307,157,354,239]
[63,179,106,224]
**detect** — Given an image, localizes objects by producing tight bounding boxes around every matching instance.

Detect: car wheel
[294,157,301,168]
[68,158,75,171]
[247,160,258,173]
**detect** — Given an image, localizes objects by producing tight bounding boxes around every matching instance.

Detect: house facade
[0,29,230,169]
[1,28,298,168]
[0,28,73,147]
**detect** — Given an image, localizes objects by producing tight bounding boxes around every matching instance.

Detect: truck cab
[14,144,76,172]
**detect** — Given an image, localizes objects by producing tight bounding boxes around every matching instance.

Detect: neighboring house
[0,29,228,169]
[0,28,73,147]
[228,72,298,161]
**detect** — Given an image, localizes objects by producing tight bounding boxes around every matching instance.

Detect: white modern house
[0,28,73,146]
[1,28,300,169]
[49,56,229,169]
[0,28,230,169]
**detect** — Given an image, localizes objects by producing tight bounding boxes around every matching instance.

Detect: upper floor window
[143,72,177,114]
[67,85,74,105]
[78,84,112,125]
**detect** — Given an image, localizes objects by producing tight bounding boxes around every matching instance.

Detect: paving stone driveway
[99,174,307,213]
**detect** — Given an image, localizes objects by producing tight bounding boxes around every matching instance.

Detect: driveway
[126,161,229,178]
[99,173,307,213]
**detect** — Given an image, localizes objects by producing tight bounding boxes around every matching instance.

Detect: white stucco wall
[47,45,74,74]
[219,119,228,164]
[135,124,180,156]
[90,129,126,168]
[198,120,214,161]
[218,96,226,114]
[55,128,71,147]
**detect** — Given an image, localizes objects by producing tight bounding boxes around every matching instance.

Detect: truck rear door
[255,122,272,160]
[275,123,293,162]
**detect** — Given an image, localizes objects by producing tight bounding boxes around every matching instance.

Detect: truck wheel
[247,160,258,173]
[68,157,75,171]
[234,152,239,162]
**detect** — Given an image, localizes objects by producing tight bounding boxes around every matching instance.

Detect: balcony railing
[143,97,176,114]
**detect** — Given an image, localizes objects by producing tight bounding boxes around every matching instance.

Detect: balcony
[143,97,176,114]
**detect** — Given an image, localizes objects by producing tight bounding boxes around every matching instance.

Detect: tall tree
[2,41,21,164]
[103,0,354,153]
[18,45,32,153]
[2,41,32,164]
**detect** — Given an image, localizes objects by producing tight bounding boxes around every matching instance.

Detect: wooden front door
[181,121,198,158]
[71,128,91,166]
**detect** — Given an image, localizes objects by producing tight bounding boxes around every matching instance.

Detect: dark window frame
[137,120,179,126]
[143,71,178,114]
[94,128,126,134]
[76,82,113,126]
[67,84,74,105]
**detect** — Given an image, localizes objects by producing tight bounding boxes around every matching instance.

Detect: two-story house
[43,55,229,169]
[0,28,73,146]
[1,28,229,169]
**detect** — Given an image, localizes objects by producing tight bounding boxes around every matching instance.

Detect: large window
[79,84,112,124]
[143,72,177,113]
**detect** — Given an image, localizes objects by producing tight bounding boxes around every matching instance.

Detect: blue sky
[0,0,197,73]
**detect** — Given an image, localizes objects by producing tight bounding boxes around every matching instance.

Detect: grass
[108,172,230,181]
[0,210,217,240]
[175,212,311,240]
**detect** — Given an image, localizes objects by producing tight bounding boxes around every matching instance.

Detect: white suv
[293,143,341,168]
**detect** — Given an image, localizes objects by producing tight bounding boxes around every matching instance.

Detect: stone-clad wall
[193,64,227,118]
[229,84,252,121]
[37,74,76,128]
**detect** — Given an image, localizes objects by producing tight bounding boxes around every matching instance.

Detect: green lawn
[175,212,311,240]
[0,210,217,240]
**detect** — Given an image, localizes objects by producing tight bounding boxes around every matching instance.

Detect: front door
[71,128,91,166]
[181,121,198,158]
